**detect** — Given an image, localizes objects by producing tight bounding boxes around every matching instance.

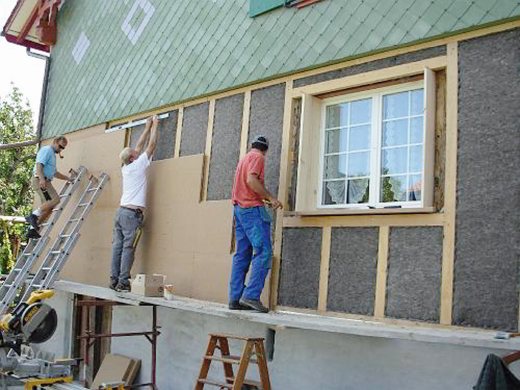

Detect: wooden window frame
[294,58,444,215]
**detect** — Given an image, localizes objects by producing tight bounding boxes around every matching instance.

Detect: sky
[0,0,46,131]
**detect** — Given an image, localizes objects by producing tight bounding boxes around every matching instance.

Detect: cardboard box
[131,274,165,297]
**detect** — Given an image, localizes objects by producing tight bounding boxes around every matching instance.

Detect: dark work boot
[109,278,118,290]
[26,228,41,240]
[116,283,130,292]
[25,214,40,230]
[229,300,253,310]
[239,298,269,313]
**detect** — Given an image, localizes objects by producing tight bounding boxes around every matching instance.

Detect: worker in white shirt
[110,115,159,292]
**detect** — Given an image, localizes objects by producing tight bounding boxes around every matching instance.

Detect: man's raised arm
[145,115,159,159]
[134,117,152,154]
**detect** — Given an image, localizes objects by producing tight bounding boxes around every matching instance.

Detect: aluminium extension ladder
[0,166,87,315]
[195,333,271,390]
[19,172,109,304]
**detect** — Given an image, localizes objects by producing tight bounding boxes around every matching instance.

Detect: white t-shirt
[120,153,151,208]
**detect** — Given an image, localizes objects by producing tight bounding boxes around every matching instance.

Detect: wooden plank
[423,67,437,208]
[374,226,389,318]
[292,56,447,97]
[283,213,445,227]
[56,281,520,351]
[201,100,215,202]
[318,226,331,313]
[239,91,251,159]
[174,107,183,158]
[269,81,293,308]
[440,42,458,325]
[288,207,437,216]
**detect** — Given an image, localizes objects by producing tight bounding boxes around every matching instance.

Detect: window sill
[285,207,437,217]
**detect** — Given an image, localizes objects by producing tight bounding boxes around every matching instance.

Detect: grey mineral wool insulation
[293,46,447,88]
[327,227,379,315]
[452,29,520,331]
[180,102,209,157]
[207,94,244,200]
[279,227,321,309]
[386,227,443,322]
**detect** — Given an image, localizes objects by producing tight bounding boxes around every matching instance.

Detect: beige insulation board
[90,353,140,389]
[40,127,234,304]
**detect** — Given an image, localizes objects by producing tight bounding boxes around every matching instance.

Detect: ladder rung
[225,377,262,387]
[50,250,62,255]
[41,267,52,271]
[196,379,232,389]
[78,203,89,207]
[13,268,22,272]
[60,234,72,238]
[204,355,257,365]
[31,284,42,289]
[210,334,265,341]
[52,207,63,212]
[87,187,98,192]
[60,193,70,198]
[40,222,52,227]
[69,218,82,223]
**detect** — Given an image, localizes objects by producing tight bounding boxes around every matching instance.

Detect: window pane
[382,119,408,147]
[383,91,408,119]
[347,151,370,177]
[408,174,422,201]
[381,176,407,202]
[410,117,423,144]
[322,181,345,205]
[410,89,424,116]
[325,129,348,153]
[409,145,423,172]
[381,147,407,175]
[323,154,346,179]
[349,125,371,151]
[350,98,371,125]
[347,179,369,204]
[326,103,348,128]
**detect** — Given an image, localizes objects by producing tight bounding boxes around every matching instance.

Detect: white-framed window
[296,68,436,212]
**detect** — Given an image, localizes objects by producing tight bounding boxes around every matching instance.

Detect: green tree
[0,85,37,273]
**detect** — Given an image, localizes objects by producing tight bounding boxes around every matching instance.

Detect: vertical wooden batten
[269,81,294,309]
[318,226,331,313]
[239,91,251,159]
[374,226,389,318]
[440,42,458,325]
[201,100,215,202]
[174,107,183,158]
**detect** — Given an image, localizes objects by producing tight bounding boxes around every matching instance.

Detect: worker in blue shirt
[26,136,72,239]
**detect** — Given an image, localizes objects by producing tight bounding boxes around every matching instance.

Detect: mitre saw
[0,290,73,378]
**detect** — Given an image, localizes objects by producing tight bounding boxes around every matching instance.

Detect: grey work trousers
[110,207,143,286]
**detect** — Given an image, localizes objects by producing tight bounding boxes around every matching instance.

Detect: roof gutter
[0,48,50,150]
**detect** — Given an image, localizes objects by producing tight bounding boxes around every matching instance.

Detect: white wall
[109,305,520,390]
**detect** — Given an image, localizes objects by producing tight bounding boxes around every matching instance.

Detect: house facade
[4,0,519,388]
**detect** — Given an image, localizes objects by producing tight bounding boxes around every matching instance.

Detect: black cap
[252,135,269,148]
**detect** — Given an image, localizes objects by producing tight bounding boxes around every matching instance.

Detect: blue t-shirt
[33,145,57,180]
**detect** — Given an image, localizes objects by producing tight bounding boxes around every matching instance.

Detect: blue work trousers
[111,207,144,286]
[229,205,272,301]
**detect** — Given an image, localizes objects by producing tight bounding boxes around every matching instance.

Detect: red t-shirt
[232,149,265,208]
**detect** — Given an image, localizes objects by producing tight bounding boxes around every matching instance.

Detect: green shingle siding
[42,0,519,138]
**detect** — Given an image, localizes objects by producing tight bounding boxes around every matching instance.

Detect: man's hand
[146,116,153,128]
[151,115,159,128]
[268,198,283,210]
[39,177,46,190]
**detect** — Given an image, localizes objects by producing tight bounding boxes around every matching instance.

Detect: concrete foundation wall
[108,303,520,390]
[453,29,520,331]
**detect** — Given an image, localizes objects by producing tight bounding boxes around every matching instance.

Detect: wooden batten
[440,42,458,325]
[269,81,294,309]
[374,226,389,318]
[239,91,251,158]
[318,226,331,313]
[201,100,215,202]
[174,107,183,158]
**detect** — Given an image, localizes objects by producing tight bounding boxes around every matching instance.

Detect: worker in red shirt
[229,135,282,313]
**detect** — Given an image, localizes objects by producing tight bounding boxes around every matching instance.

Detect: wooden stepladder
[195,333,271,390]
